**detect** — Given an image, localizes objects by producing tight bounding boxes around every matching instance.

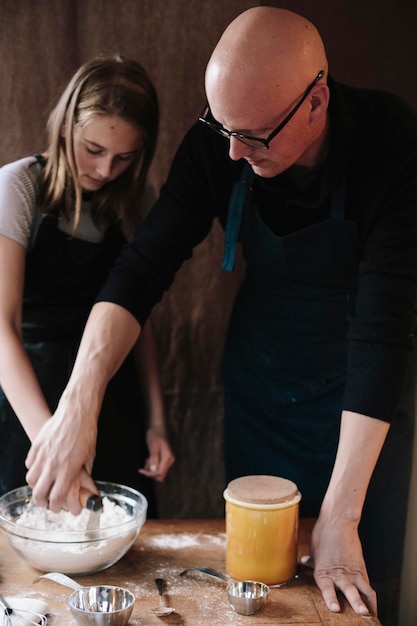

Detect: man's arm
[25,302,140,513]
[310,411,389,617]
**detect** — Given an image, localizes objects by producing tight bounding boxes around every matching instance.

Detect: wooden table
[0,519,381,625]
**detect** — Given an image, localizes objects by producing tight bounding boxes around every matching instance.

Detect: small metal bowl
[226,580,269,615]
[69,585,135,626]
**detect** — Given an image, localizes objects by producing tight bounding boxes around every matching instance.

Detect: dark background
[1,2,416,621]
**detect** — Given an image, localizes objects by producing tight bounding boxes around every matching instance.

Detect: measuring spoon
[150,578,175,616]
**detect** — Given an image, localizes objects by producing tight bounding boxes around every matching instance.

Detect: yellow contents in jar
[224,475,301,585]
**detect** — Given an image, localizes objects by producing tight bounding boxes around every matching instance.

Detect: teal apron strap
[222,162,255,271]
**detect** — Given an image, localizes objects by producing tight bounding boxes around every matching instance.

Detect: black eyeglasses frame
[199,70,325,150]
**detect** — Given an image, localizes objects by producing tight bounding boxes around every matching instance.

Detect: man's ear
[310,84,330,122]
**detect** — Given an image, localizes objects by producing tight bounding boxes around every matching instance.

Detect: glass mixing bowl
[0,481,147,575]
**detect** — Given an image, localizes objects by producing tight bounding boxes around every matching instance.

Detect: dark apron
[0,211,157,516]
[222,163,414,584]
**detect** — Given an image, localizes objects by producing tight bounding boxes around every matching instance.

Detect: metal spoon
[150,578,175,616]
[179,565,229,582]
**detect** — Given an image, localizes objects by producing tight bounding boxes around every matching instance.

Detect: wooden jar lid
[226,475,299,504]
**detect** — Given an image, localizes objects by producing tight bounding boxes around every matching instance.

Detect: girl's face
[72,114,144,191]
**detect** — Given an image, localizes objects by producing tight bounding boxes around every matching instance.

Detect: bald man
[26,7,417,624]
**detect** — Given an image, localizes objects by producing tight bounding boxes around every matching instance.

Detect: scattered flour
[148,533,226,550]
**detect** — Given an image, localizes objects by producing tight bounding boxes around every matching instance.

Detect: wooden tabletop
[0,518,381,625]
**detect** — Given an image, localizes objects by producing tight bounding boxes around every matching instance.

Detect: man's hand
[25,302,141,513]
[303,515,377,616]
[25,409,98,514]
[303,411,389,618]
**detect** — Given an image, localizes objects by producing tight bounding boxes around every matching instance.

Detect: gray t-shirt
[0,156,155,247]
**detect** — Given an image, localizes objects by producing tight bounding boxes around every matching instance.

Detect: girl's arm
[0,234,52,439]
[135,317,175,482]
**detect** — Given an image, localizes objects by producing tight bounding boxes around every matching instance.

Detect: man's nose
[228,136,252,161]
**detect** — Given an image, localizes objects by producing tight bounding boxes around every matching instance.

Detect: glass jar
[224,475,301,585]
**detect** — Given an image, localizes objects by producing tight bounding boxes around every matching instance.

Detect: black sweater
[98,78,417,422]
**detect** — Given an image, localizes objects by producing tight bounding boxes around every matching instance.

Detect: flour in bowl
[17,496,132,532]
[9,497,139,574]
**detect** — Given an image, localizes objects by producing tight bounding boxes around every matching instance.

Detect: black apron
[222,163,414,584]
[0,208,157,516]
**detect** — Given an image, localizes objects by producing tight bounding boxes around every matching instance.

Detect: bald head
[206,7,328,120]
[204,7,330,175]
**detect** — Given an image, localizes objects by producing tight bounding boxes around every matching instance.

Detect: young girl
[0,55,174,517]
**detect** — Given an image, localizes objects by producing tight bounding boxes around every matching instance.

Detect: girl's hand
[139,427,175,482]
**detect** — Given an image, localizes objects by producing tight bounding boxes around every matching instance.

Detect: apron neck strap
[222,162,255,272]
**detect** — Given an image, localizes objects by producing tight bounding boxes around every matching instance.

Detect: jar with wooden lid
[223,475,301,585]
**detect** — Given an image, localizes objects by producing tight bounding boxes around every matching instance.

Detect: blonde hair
[40,54,159,232]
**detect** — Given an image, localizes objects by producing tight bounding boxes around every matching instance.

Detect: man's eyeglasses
[199,70,325,150]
